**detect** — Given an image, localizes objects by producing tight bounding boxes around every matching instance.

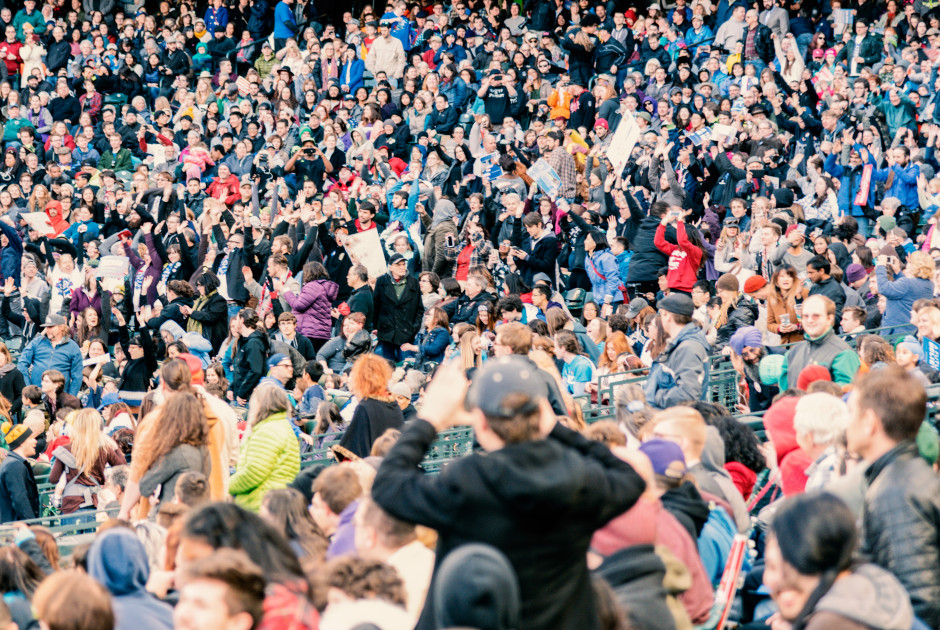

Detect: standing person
[232,309,270,407]
[344,265,374,330]
[282,262,338,351]
[0,423,38,523]
[371,358,647,630]
[644,294,711,409]
[272,0,296,49]
[335,354,404,460]
[583,230,623,310]
[135,392,211,509]
[765,266,808,344]
[806,256,846,329]
[874,251,935,335]
[229,383,300,512]
[366,18,406,87]
[654,208,704,295]
[48,409,125,515]
[777,295,861,390]
[847,367,940,628]
[17,314,83,396]
[763,493,914,630]
[184,272,229,355]
[373,254,423,363]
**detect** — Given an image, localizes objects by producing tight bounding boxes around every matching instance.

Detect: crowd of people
[0,0,937,628]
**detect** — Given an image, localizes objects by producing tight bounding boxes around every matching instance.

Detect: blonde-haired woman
[334,354,404,461]
[49,409,125,514]
[876,250,936,333]
[228,383,300,512]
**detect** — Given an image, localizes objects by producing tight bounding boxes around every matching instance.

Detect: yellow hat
[2,422,33,450]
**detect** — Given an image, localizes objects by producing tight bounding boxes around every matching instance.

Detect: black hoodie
[660,482,711,542]
[595,545,677,630]
[233,328,270,401]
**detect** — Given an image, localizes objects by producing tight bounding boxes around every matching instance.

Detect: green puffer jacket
[229,411,300,511]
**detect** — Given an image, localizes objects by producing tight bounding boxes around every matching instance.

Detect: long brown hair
[133,392,209,473]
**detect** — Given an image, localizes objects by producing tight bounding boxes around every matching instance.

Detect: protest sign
[344,229,388,278]
[607,110,641,176]
[97,256,131,280]
[478,152,503,182]
[528,158,562,199]
[20,212,55,236]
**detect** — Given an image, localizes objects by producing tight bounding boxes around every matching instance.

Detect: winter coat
[714,296,759,350]
[284,279,339,341]
[187,290,228,354]
[372,420,646,630]
[423,218,459,278]
[0,452,38,523]
[514,231,559,287]
[644,323,711,409]
[585,249,624,304]
[874,266,933,332]
[229,411,300,511]
[415,326,450,363]
[628,217,675,284]
[233,329,270,401]
[443,290,495,325]
[18,335,83,395]
[336,398,404,460]
[824,151,877,218]
[373,273,424,346]
[778,328,861,390]
[861,441,940,628]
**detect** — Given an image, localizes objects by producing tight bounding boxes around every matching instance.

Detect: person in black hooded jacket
[232,308,270,406]
[185,271,228,355]
[627,200,675,297]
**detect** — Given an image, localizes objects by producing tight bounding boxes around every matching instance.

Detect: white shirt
[387,540,435,622]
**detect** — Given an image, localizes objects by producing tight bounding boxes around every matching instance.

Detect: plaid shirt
[547,146,578,200]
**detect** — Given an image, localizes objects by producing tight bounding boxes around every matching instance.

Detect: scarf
[187,289,217,337]
[160,261,180,284]
[133,266,146,306]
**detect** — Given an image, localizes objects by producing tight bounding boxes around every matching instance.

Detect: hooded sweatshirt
[807,563,913,630]
[763,396,814,496]
[88,528,174,630]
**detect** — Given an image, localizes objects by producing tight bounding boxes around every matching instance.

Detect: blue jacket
[381,12,413,51]
[440,76,468,110]
[615,250,632,286]
[585,249,623,304]
[824,148,876,217]
[340,59,365,92]
[873,162,920,210]
[644,323,711,409]
[416,326,450,363]
[875,265,934,331]
[0,221,22,287]
[88,528,174,630]
[273,0,297,38]
[62,219,101,249]
[203,6,229,33]
[18,335,84,396]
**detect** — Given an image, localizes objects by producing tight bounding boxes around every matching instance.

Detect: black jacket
[187,290,228,354]
[146,295,194,332]
[233,328,270,401]
[373,420,646,630]
[347,285,374,330]
[373,273,424,346]
[627,217,674,284]
[0,452,38,523]
[514,232,558,287]
[595,545,677,630]
[861,441,940,628]
[45,38,72,74]
[427,106,459,135]
[740,24,774,63]
[443,290,495,325]
[808,276,847,326]
[336,398,404,459]
[713,296,759,350]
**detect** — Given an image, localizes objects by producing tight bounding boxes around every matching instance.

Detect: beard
[743,349,764,383]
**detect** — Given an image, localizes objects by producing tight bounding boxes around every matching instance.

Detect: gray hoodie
[810,563,913,630]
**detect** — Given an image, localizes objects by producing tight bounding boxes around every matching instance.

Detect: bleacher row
[0,325,929,552]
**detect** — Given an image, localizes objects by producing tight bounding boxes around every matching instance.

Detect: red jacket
[0,40,21,76]
[206,174,240,205]
[654,221,703,292]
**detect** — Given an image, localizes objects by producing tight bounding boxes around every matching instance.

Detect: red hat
[743,275,767,294]
[796,364,831,391]
[594,118,609,130]
[785,224,805,239]
[177,353,205,386]
[763,396,813,495]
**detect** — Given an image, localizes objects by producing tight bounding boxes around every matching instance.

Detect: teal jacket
[229,411,300,511]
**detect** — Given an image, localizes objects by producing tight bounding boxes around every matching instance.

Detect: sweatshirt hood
[433,543,520,630]
[814,564,913,630]
[160,319,185,340]
[88,528,151,596]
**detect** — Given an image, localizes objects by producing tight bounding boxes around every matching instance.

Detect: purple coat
[284,279,339,341]
[69,287,101,320]
[124,234,162,308]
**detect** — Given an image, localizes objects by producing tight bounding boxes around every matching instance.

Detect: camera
[303,148,316,156]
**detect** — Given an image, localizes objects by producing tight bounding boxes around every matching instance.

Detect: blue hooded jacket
[88,528,174,630]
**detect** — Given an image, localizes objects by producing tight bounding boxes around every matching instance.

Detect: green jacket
[777,327,861,390]
[98,148,133,173]
[2,118,34,143]
[229,411,300,511]
[13,9,45,39]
